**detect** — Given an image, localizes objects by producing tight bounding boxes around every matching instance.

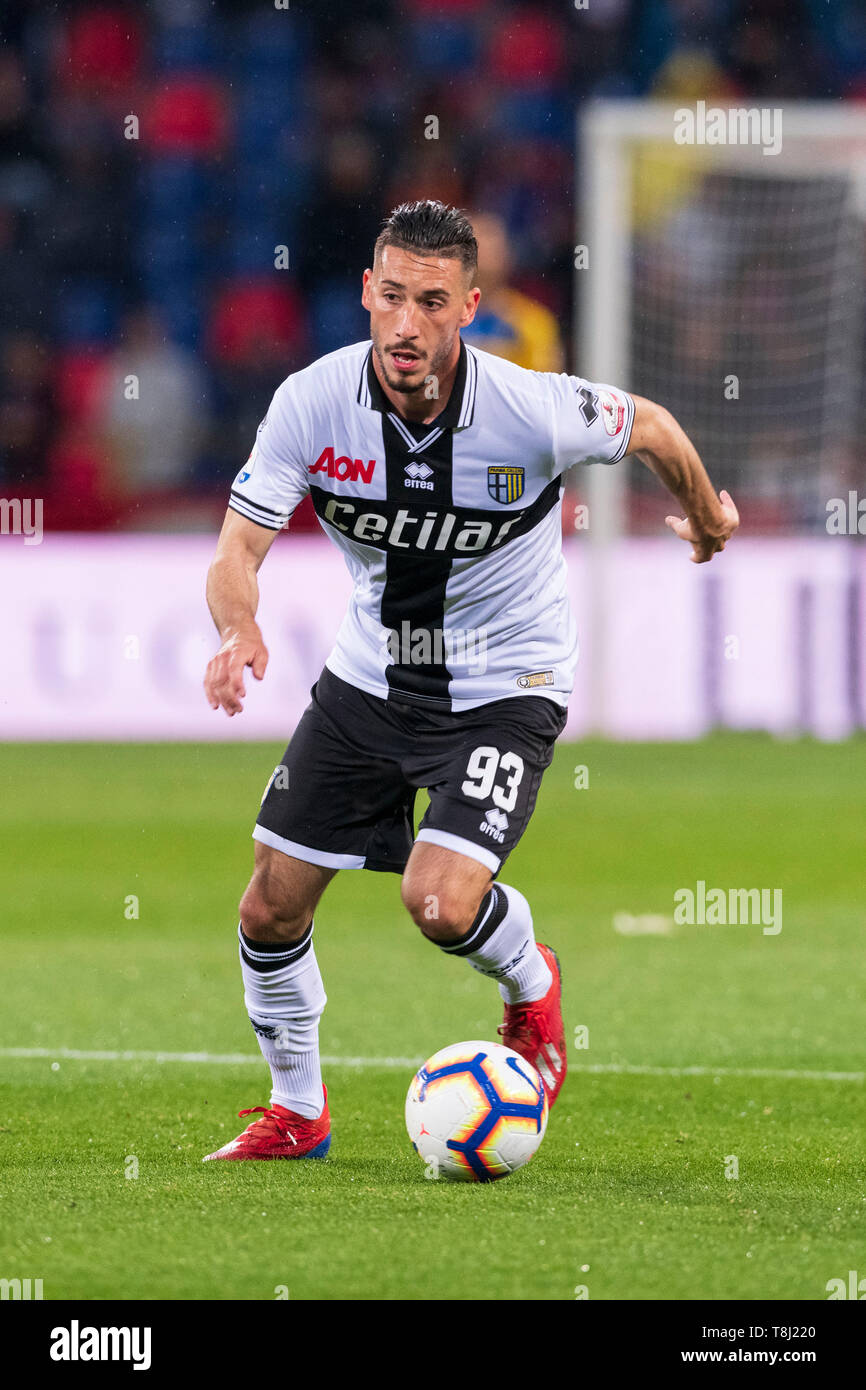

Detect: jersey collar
[357,339,477,433]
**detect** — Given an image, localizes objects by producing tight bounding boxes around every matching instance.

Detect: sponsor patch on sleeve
[234,440,259,486]
[598,389,625,437]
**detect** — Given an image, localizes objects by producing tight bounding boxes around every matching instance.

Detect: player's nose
[395,305,420,337]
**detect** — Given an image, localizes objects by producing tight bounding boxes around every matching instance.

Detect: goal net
[576,102,866,538]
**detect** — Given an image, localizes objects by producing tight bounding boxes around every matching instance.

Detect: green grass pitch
[1,736,864,1301]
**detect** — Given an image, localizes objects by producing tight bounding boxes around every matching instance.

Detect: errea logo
[405,460,434,490]
[309,446,376,484]
[480,808,509,843]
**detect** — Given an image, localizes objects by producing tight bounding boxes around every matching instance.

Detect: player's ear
[361,267,373,308]
[460,286,481,328]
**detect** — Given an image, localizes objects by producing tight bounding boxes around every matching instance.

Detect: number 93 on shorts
[253,666,568,877]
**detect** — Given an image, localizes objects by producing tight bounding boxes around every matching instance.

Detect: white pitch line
[568,1063,865,1083]
[0,1047,420,1069]
[0,1047,862,1082]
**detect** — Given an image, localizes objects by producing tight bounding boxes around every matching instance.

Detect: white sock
[438,883,552,1004]
[238,921,327,1119]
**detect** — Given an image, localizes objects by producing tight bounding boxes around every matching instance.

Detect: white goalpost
[576,100,866,732]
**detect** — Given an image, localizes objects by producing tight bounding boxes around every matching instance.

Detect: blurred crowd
[1,0,865,530]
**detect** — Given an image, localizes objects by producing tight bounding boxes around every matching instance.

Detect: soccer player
[201,201,738,1161]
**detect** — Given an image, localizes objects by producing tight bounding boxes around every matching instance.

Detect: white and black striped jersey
[228,339,635,711]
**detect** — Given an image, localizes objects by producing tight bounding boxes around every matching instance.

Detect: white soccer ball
[405,1040,548,1182]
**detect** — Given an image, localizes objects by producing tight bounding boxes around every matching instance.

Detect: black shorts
[254,666,567,875]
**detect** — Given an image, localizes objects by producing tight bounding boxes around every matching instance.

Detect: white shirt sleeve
[548,373,636,475]
[227,375,311,530]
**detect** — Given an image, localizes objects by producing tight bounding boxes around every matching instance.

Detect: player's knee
[238,877,311,943]
[401,878,480,942]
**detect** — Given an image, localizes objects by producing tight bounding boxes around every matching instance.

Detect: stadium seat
[487,8,565,87]
[493,91,572,142]
[56,4,144,93]
[237,11,307,75]
[408,18,479,75]
[138,226,199,278]
[140,157,212,218]
[233,158,289,206]
[54,281,118,346]
[55,350,110,423]
[147,289,203,351]
[145,77,230,156]
[152,23,221,74]
[310,281,369,358]
[229,224,283,276]
[46,424,120,529]
[405,0,488,12]
[208,279,307,365]
[235,83,301,160]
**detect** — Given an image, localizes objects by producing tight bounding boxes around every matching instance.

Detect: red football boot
[498,944,567,1105]
[202,1087,331,1161]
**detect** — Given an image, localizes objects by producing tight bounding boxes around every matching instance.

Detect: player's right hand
[204,626,269,716]
[665,488,739,564]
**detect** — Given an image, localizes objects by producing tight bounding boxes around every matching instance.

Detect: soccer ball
[405,1040,548,1182]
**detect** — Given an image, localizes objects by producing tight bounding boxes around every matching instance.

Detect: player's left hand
[665,489,739,564]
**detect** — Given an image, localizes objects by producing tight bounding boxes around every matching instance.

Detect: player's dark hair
[374,200,477,276]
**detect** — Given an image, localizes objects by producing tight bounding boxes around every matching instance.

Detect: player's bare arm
[626,394,739,563]
[204,509,278,715]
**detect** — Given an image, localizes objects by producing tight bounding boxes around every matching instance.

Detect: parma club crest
[487,465,525,504]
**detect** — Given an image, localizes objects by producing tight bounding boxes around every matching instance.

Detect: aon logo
[309,446,376,483]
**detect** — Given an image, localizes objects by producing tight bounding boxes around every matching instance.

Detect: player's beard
[371,331,456,400]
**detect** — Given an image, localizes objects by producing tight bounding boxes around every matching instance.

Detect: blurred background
[1,0,865,737]
[4,4,865,1306]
